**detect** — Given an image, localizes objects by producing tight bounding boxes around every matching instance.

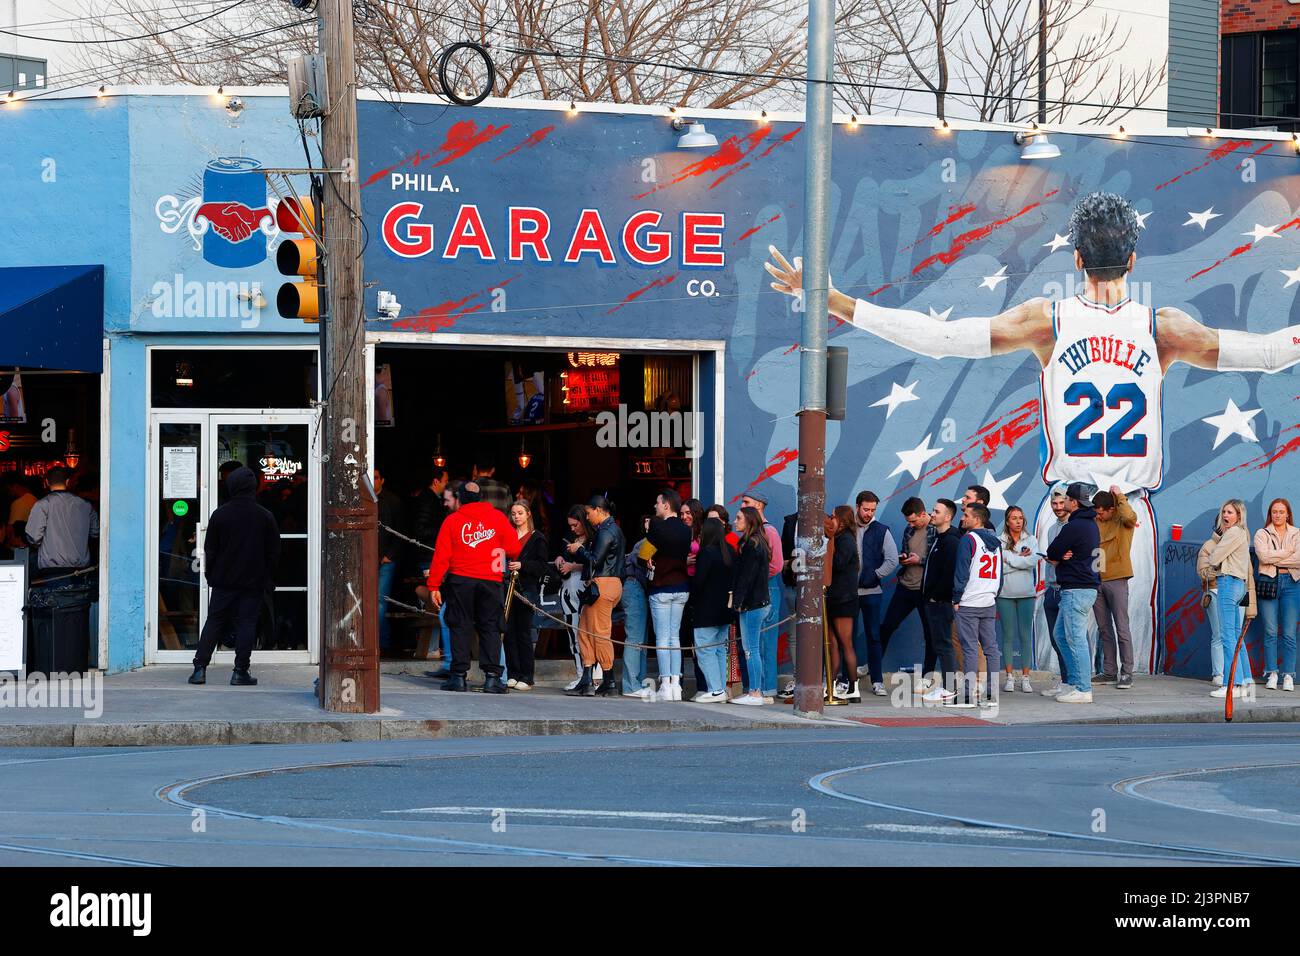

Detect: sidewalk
[0,665,1294,747]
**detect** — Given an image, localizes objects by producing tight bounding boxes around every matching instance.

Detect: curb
[0,716,841,748]
[1039,705,1300,726]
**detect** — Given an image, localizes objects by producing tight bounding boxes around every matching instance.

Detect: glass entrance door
[148,410,319,664]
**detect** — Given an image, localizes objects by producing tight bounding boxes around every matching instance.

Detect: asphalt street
[0,723,1297,867]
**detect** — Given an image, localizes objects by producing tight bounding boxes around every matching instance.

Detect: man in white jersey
[766,192,1300,675]
[953,503,1002,706]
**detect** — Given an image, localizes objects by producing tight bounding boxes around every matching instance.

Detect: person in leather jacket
[564,495,626,696]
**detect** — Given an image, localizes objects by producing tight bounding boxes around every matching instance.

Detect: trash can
[26,584,93,675]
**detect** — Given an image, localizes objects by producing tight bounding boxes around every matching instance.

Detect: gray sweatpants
[1093,578,1133,678]
[956,604,1001,702]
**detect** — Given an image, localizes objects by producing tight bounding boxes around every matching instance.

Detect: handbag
[578,579,601,607]
[1255,574,1277,601]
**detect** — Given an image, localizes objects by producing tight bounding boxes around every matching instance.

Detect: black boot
[482,676,509,694]
[565,665,596,696]
[595,668,620,696]
[188,664,206,685]
[230,667,258,686]
[441,674,468,692]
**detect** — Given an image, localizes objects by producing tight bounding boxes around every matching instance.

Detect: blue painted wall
[5,92,1299,676]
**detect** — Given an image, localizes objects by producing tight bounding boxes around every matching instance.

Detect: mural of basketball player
[766,192,1300,674]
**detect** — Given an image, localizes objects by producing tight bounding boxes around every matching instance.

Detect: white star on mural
[928,305,954,321]
[1043,233,1070,252]
[870,380,921,419]
[888,433,944,480]
[980,266,1009,291]
[1184,207,1221,229]
[1135,210,1152,229]
[1091,463,1139,496]
[1243,223,1281,243]
[1201,397,1261,450]
[979,469,1022,512]
[1282,266,1300,288]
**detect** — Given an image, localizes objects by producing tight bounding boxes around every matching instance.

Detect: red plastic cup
[1170,524,1183,542]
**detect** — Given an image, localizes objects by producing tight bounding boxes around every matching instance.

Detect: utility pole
[792,0,833,717]
[1037,0,1047,124]
[317,0,379,712]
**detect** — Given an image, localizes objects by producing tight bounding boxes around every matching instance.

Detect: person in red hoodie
[427,481,523,693]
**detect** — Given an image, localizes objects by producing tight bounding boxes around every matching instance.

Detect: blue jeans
[1216,575,1254,686]
[856,593,884,684]
[1258,574,1300,677]
[620,577,650,693]
[1058,587,1097,693]
[762,576,783,694]
[1044,585,1069,682]
[378,560,397,649]
[738,606,767,692]
[649,590,688,677]
[1206,589,1223,680]
[694,625,729,694]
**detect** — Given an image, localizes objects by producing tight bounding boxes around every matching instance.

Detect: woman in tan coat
[1205,499,1258,698]
[1253,498,1299,692]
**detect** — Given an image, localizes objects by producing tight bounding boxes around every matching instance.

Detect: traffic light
[276,195,320,322]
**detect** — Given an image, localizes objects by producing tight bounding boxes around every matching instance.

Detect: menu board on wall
[562,368,620,412]
[162,446,198,499]
[0,561,26,674]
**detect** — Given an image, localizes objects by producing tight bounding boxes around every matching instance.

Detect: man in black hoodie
[1044,482,1101,704]
[919,498,962,702]
[189,465,281,686]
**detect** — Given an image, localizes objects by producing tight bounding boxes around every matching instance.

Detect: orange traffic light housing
[276,195,320,322]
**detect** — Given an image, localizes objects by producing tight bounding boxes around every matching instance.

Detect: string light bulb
[937,119,951,134]
[847,113,858,129]
[97,85,107,98]
[1115,125,1127,139]
[567,100,577,115]
[759,110,769,124]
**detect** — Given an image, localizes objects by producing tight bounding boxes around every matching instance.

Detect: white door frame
[363,331,726,505]
[145,408,321,664]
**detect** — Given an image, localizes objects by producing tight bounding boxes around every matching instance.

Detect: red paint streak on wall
[393,278,516,333]
[634,127,799,200]
[911,191,1059,275]
[735,213,782,244]
[904,203,978,250]
[605,273,678,315]
[494,125,555,162]
[1163,585,1206,660]
[1202,423,1300,486]
[731,448,799,502]
[1237,141,1275,168]
[363,149,433,187]
[887,400,1041,499]
[432,120,510,168]
[745,368,758,381]
[1155,138,1252,190]
[1187,241,1255,281]
[782,342,800,355]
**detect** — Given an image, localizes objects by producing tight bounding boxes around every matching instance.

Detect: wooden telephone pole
[317,0,380,712]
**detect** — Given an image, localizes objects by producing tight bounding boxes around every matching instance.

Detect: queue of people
[383,462,1292,706]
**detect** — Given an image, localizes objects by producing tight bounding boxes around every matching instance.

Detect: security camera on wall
[376,291,402,319]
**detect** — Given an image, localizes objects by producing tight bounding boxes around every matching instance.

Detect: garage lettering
[382,203,725,268]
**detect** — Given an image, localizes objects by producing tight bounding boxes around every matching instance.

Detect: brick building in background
[1222,0,1300,128]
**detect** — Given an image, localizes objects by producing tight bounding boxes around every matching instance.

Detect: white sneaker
[1210,685,1244,699]
[833,680,851,700]
[778,680,795,700]
[512,680,531,691]
[625,686,654,700]
[672,677,683,701]
[1056,689,1093,703]
[1267,673,1279,691]
[872,682,886,696]
[856,664,871,678]
[762,696,775,704]
[922,685,956,703]
[692,689,727,703]
[1020,676,1033,694]
[728,692,764,706]
[1285,675,1295,692]
[656,678,674,702]
[1041,682,1070,697]
[1004,675,1016,693]
[913,676,933,695]
[1212,675,1223,688]
[506,678,518,689]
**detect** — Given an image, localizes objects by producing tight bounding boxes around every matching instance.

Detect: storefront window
[151,349,318,409]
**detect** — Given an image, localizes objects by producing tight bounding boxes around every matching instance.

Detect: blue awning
[0,265,104,373]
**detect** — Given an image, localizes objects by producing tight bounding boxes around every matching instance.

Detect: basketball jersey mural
[361,101,1300,679]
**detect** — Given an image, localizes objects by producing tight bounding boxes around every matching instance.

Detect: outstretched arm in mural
[765,246,1055,365]
[1156,306,1300,373]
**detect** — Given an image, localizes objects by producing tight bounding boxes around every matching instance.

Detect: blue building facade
[4,89,1299,678]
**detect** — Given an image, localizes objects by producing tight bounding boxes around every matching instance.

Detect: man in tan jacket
[1093,486,1138,688]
